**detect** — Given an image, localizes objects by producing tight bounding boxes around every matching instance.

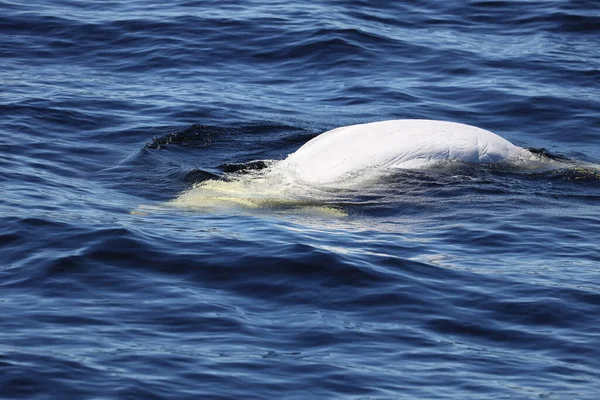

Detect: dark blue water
[2,1,599,398]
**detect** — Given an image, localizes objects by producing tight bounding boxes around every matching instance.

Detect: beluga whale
[274,119,535,185]
[163,119,573,214]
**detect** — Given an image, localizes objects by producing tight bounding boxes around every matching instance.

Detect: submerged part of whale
[275,119,535,185]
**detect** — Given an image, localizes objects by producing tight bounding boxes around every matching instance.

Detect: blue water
[2,1,600,398]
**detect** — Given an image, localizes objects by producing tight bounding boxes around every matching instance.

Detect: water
[1,1,599,398]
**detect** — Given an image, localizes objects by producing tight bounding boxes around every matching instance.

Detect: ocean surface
[1,0,599,398]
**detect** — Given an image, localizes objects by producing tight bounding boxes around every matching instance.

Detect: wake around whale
[164,119,562,213]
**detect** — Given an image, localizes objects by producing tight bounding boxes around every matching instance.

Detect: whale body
[276,119,532,184]
[161,119,594,214]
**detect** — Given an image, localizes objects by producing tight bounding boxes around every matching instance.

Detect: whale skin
[278,119,530,184]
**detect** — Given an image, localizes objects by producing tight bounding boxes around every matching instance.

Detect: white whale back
[277,119,530,184]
